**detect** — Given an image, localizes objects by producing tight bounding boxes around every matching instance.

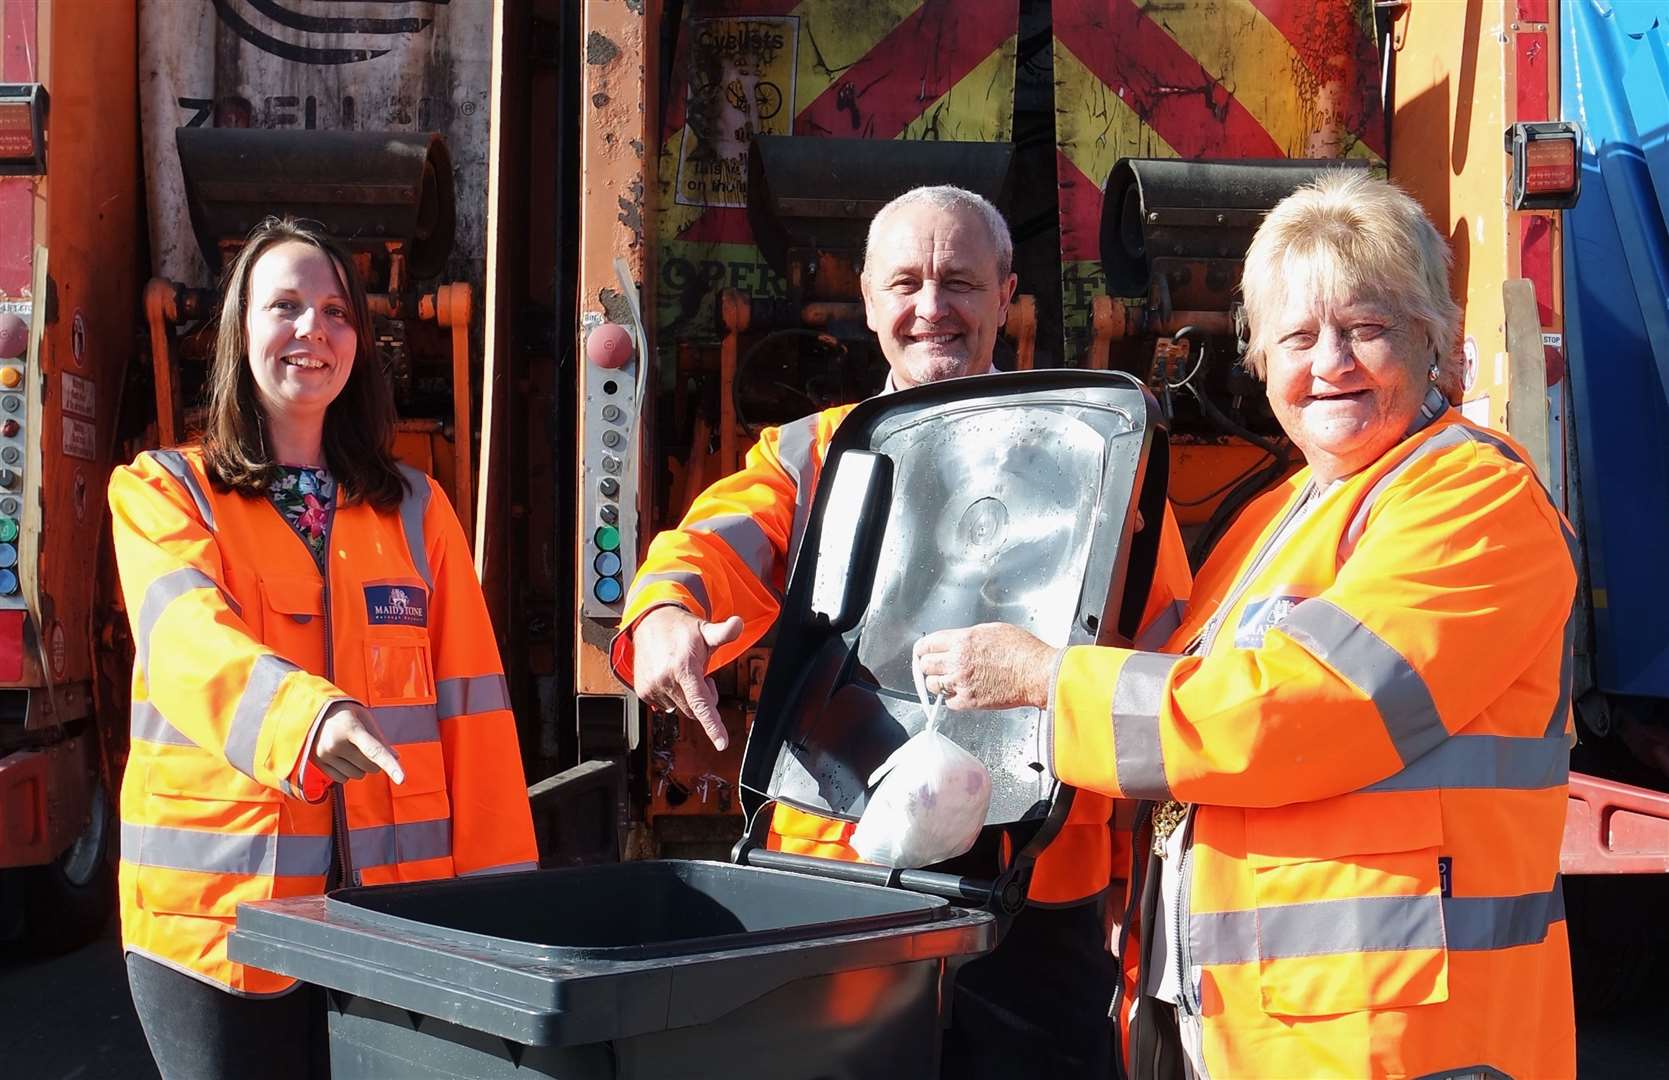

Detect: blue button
[593,550,622,576]
[593,576,623,604]
[0,543,16,569]
[0,569,16,595]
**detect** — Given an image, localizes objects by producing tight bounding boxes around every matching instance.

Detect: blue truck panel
[1562,1,1669,697]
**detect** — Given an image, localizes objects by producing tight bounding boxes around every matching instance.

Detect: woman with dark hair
[108,218,537,1079]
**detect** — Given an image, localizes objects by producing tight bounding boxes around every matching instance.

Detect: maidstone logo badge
[365,584,428,628]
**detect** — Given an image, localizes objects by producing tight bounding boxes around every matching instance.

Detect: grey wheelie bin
[229,370,1166,1080]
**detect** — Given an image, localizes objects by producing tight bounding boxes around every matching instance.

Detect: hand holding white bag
[849,649,993,868]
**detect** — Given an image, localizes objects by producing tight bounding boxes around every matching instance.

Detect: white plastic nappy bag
[849,649,993,869]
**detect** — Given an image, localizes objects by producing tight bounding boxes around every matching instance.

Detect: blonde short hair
[1239,171,1461,381]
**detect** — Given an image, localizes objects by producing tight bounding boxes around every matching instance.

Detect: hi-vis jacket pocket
[363,636,436,706]
[1244,792,1450,1016]
[259,576,326,672]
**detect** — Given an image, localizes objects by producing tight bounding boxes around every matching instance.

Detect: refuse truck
[2,0,1667,1023]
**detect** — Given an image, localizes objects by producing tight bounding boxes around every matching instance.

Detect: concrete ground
[2,918,1666,1079]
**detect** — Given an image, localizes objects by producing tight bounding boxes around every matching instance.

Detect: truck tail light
[1506,121,1582,210]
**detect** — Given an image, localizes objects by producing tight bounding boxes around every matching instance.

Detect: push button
[0,518,16,543]
[594,525,620,552]
[592,576,623,603]
[593,550,622,576]
[0,367,20,389]
[0,569,16,596]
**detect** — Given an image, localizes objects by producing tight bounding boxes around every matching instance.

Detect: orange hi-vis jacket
[1050,399,1577,1078]
[613,402,1193,906]
[110,448,537,995]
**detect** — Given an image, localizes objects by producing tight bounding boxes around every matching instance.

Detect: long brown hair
[200,217,405,510]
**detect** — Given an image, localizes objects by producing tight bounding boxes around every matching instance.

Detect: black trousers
[126,951,330,1080]
[940,898,1118,1079]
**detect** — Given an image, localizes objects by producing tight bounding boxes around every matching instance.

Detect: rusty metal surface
[1053,0,1385,358]
[175,128,456,276]
[655,1,1020,343]
[746,134,1015,281]
[1101,156,1372,297]
[139,0,494,289]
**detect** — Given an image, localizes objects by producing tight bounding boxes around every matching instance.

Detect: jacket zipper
[1194,479,1319,656]
[317,503,357,888]
[1173,808,1197,1017]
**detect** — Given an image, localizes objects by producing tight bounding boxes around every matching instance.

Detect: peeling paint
[586,31,621,66]
[630,138,645,159]
[599,287,633,325]
[624,0,645,14]
[592,91,611,108]
[617,175,645,249]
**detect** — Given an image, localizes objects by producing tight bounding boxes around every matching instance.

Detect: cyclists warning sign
[675,17,797,208]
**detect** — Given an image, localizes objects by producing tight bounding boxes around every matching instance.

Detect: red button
[585,323,634,370]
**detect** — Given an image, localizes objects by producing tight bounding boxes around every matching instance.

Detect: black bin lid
[738,370,1165,861]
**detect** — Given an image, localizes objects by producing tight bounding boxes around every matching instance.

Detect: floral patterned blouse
[268,465,336,570]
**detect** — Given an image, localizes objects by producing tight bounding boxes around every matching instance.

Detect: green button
[594,525,620,552]
[0,518,15,543]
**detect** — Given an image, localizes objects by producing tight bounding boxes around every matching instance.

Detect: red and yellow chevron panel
[1054,0,1385,358]
[654,0,1020,344]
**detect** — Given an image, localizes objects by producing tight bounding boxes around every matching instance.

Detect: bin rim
[321,859,952,962]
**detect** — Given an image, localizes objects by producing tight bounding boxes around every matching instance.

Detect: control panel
[0,307,28,608]
[578,274,644,620]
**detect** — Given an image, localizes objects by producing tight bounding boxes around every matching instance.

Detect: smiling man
[612,186,1190,1078]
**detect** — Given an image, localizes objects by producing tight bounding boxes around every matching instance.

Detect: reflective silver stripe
[396,464,433,590]
[776,413,821,577]
[1193,897,1441,965]
[1341,425,1472,559]
[625,570,712,619]
[1363,733,1569,792]
[121,821,331,878]
[1191,882,1564,966]
[436,673,511,719]
[147,449,216,532]
[130,700,195,746]
[1134,599,1186,652]
[350,818,453,869]
[225,654,300,782]
[690,513,776,583]
[1278,598,1446,766]
[1443,880,1566,952]
[1111,652,1183,800]
[371,703,441,744]
[460,860,537,877]
[1547,612,1576,739]
[137,567,240,678]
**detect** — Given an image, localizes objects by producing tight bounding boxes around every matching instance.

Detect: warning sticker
[62,415,95,460]
[61,371,95,420]
[674,17,798,208]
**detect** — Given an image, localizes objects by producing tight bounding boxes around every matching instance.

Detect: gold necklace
[1151,799,1189,857]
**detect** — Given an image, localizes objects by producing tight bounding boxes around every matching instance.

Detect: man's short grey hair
[862,185,1014,280]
